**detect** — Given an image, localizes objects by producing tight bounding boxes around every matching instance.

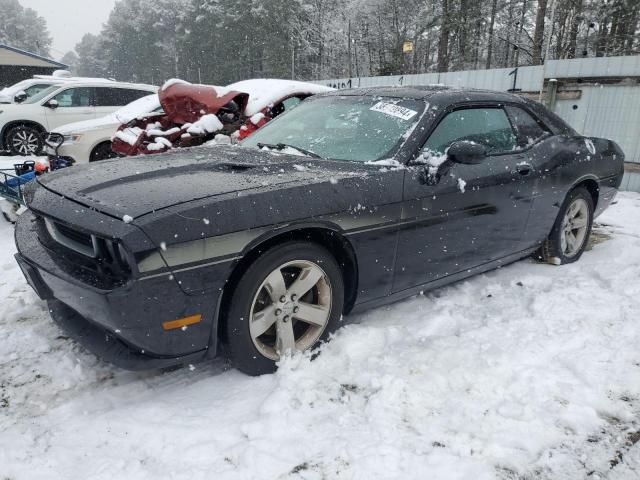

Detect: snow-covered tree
[68,0,639,84]
[0,0,52,56]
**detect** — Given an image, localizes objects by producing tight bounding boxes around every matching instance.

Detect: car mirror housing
[13,91,27,103]
[44,99,59,109]
[447,141,487,165]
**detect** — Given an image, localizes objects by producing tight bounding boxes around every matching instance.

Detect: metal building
[0,44,68,88]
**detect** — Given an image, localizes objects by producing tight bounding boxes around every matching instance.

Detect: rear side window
[422,107,518,155]
[94,88,150,107]
[505,106,549,147]
[51,87,93,107]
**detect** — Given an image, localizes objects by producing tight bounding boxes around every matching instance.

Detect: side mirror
[447,141,487,165]
[44,99,59,109]
[13,91,27,103]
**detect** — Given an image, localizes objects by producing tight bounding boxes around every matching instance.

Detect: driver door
[43,87,96,130]
[393,105,535,292]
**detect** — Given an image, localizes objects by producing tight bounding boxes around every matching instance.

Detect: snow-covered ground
[1,193,640,480]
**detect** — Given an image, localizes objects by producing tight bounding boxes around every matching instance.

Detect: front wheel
[536,187,594,265]
[222,242,344,376]
[90,142,120,162]
[6,125,43,156]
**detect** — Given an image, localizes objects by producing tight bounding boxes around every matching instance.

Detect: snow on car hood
[53,94,161,135]
[37,145,356,219]
[227,79,334,116]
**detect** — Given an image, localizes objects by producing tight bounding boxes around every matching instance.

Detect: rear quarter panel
[524,134,624,246]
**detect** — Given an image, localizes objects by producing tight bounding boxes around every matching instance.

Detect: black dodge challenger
[14,86,624,375]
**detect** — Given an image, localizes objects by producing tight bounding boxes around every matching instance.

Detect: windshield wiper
[257,142,321,159]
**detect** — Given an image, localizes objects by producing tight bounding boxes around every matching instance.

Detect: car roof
[322,85,529,105]
[50,82,158,91]
[319,85,573,134]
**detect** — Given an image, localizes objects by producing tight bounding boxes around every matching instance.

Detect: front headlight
[63,134,83,145]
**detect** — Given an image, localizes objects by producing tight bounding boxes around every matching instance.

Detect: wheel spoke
[295,301,329,327]
[250,305,277,338]
[263,268,287,303]
[276,319,296,354]
[572,216,587,229]
[568,201,579,217]
[288,266,323,298]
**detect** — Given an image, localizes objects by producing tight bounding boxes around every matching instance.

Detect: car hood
[37,145,365,219]
[53,116,120,135]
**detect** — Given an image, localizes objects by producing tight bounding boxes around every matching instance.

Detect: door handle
[517,163,532,176]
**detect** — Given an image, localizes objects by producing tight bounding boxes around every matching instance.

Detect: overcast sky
[20,0,118,60]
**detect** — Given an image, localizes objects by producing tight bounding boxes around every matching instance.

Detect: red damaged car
[111,79,333,156]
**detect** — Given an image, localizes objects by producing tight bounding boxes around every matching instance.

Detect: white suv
[0,81,157,155]
[0,71,117,104]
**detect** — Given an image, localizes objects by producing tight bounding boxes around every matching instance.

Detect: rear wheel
[536,187,594,265]
[6,125,43,155]
[222,242,344,376]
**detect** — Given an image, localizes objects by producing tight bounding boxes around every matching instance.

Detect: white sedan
[44,94,162,164]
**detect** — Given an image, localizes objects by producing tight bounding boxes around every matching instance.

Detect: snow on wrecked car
[110,78,334,156]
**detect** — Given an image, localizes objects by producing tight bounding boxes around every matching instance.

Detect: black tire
[6,125,43,156]
[222,241,344,376]
[535,187,594,265]
[90,142,120,162]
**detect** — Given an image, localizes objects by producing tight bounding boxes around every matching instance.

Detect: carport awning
[0,44,67,69]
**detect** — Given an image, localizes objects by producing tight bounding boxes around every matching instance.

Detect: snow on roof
[227,79,334,116]
[32,74,116,83]
[53,94,161,134]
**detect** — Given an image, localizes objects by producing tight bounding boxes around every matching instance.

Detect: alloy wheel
[560,198,589,257]
[249,260,332,360]
[11,129,40,155]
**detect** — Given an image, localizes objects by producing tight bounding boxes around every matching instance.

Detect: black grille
[54,222,94,249]
[36,215,132,285]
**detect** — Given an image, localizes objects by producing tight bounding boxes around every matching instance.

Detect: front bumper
[14,209,220,370]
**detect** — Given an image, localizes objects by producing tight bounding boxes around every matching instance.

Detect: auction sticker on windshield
[370,101,418,121]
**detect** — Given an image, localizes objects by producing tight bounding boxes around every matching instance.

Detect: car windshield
[241,95,425,162]
[23,85,61,104]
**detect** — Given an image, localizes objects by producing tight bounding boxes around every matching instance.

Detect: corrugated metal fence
[317,55,640,191]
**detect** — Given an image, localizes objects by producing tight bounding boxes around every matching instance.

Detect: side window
[282,96,302,111]
[505,106,549,147]
[95,88,149,107]
[422,107,518,156]
[268,96,303,118]
[51,87,93,107]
